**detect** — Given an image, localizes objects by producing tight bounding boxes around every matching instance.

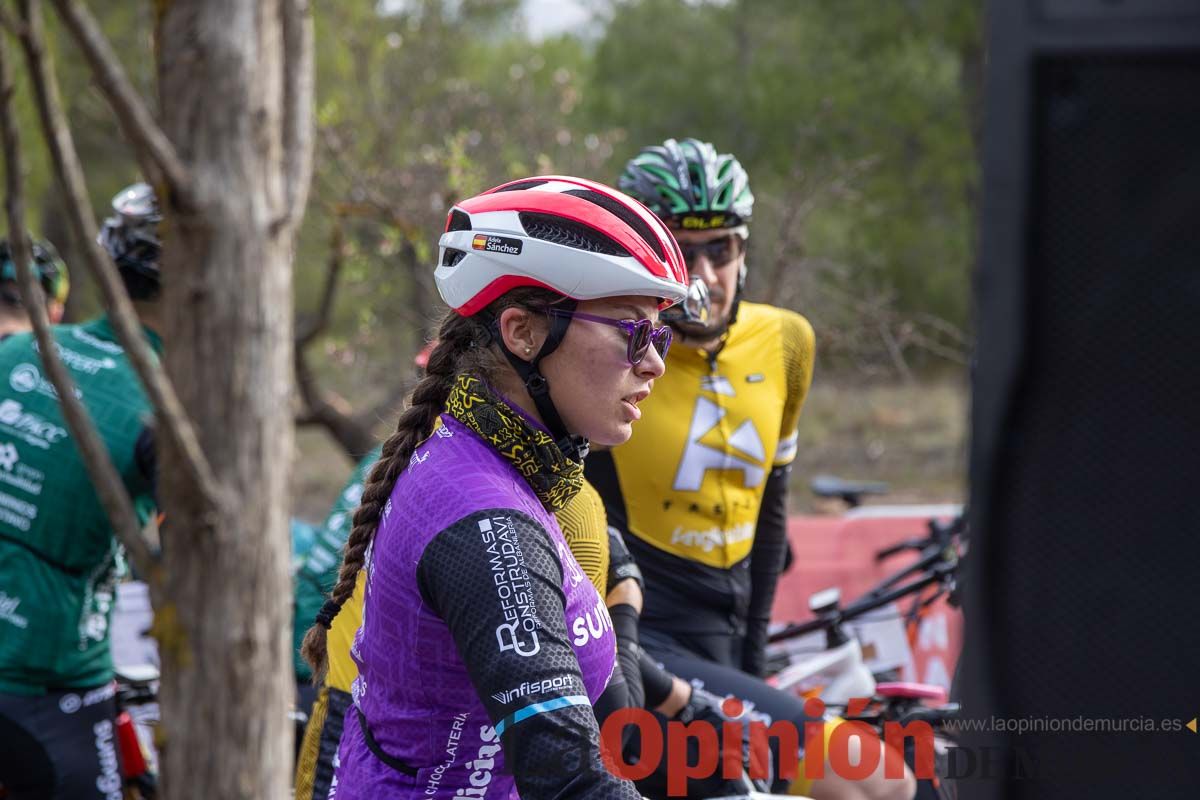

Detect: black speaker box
[963,1,1200,797]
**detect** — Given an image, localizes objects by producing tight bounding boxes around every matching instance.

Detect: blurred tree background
[5,0,982,511]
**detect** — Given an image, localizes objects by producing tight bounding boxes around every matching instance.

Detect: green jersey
[0,316,160,694]
[292,445,380,680]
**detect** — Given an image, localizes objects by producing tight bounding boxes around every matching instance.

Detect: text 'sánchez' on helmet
[434,176,689,317]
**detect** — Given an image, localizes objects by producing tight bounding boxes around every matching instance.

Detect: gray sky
[378,0,595,40]
[522,0,593,40]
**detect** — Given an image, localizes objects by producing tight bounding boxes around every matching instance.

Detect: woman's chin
[585,420,633,449]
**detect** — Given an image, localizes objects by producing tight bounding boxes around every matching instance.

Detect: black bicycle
[766,515,967,800]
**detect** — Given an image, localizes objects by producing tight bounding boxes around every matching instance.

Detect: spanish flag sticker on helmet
[470,234,523,256]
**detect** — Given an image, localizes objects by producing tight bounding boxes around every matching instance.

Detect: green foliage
[586,0,982,352]
[11,0,981,379]
[1,4,161,319]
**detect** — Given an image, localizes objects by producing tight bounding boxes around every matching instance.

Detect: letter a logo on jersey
[673,395,766,491]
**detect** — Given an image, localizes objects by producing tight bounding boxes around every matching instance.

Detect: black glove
[741,620,771,678]
[674,686,774,795]
[607,525,644,593]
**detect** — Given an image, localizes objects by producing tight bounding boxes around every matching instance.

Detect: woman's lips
[622,388,650,420]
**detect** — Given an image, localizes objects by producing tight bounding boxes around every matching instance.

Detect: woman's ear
[497,307,546,361]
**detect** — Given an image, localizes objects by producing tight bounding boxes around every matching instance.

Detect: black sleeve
[638,649,676,710]
[592,603,644,752]
[742,464,791,677]
[418,508,640,800]
[598,528,646,722]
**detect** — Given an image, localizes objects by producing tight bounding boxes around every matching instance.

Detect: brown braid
[300,288,561,680]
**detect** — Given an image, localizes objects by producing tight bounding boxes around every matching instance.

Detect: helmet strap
[667,261,747,341]
[486,301,589,463]
[727,261,747,327]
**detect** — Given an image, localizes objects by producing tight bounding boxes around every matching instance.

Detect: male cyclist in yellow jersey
[587,138,914,800]
[589,137,814,676]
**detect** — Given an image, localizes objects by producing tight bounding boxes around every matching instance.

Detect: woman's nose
[637,341,667,379]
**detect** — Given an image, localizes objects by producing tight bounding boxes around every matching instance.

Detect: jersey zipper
[702,346,743,632]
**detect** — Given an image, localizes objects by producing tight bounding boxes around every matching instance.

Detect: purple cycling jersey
[331,415,632,800]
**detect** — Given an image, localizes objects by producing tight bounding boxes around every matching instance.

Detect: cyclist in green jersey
[0,236,71,339]
[0,183,163,799]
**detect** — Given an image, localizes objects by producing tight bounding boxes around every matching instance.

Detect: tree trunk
[154,2,304,797]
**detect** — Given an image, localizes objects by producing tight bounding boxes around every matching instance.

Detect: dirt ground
[789,375,968,513]
[291,376,970,522]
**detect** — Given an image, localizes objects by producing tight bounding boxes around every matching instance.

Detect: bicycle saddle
[875,681,948,704]
[809,474,890,502]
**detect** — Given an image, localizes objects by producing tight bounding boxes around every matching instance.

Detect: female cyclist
[300,176,689,799]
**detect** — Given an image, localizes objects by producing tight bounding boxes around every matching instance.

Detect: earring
[524,346,533,355]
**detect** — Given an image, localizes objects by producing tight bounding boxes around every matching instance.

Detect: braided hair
[301,288,560,680]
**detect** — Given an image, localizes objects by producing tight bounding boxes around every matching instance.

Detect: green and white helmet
[619,138,753,230]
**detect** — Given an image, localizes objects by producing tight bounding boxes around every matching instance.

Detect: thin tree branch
[16,0,221,508]
[293,217,378,459]
[876,317,913,383]
[318,129,423,237]
[764,154,879,303]
[48,0,192,203]
[904,329,971,366]
[350,235,435,425]
[912,311,971,347]
[0,6,26,38]
[296,221,346,347]
[294,344,378,458]
[280,0,314,227]
[360,365,417,428]
[0,33,158,581]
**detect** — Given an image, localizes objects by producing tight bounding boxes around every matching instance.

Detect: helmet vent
[493,179,550,193]
[442,248,467,267]
[519,212,630,257]
[562,188,665,260]
[447,209,472,232]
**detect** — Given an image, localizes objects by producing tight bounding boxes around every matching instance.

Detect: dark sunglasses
[678,234,745,269]
[545,308,672,365]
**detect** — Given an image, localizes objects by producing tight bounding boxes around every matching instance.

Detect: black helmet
[98,182,161,282]
[0,237,70,307]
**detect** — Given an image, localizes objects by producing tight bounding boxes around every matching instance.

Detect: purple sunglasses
[544,308,672,365]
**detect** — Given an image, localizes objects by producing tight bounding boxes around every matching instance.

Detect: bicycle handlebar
[863,541,953,599]
[768,562,954,643]
[875,539,928,561]
[897,702,961,727]
[874,516,964,561]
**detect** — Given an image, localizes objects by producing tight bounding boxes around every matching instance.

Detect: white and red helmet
[435,176,689,316]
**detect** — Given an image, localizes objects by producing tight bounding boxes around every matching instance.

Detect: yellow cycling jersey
[608,301,815,569]
[323,478,610,693]
[325,572,365,694]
